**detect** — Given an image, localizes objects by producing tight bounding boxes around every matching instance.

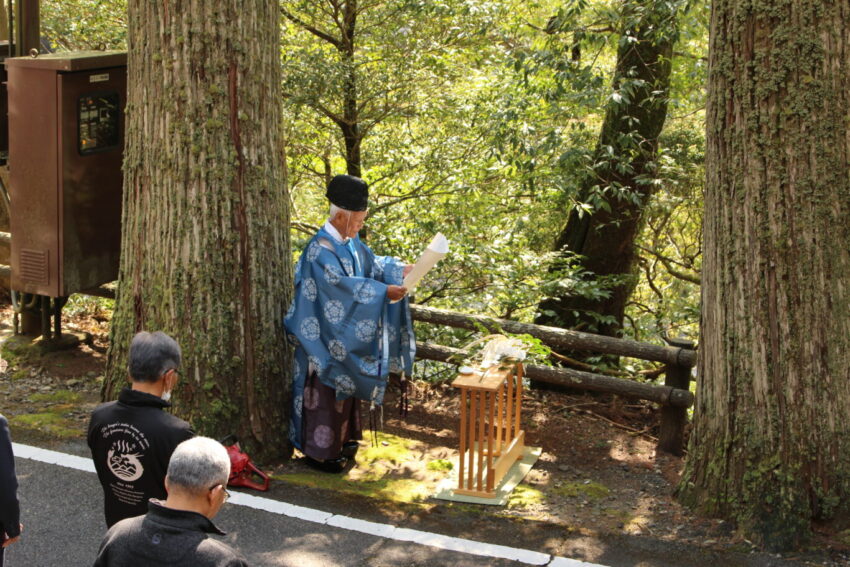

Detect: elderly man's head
[165,437,231,519]
[128,331,181,400]
[329,204,368,239]
[326,174,369,239]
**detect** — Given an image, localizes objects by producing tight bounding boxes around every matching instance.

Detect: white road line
[12,442,609,567]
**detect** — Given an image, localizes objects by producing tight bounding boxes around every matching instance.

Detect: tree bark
[536,2,677,338]
[340,1,361,177]
[678,0,850,550]
[105,1,292,461]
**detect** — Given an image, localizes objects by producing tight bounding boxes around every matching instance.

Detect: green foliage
[63,294,114,319]
[46,0,708,363]
[41,0,127,51]
[282,0,707,369]
[627,116,703,341]
[511,333,553,365]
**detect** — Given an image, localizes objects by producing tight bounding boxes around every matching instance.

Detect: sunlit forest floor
[0,303,847,566]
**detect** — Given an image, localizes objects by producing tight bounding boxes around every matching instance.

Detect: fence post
[657,338,695,456]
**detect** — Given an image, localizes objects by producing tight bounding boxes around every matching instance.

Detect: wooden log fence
[410,304,696,368]
[409,305,696,455]
[415,342,694,408]
[0,272,696,454]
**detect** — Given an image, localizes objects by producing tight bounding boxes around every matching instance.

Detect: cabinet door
[9,66,60,296]
[58,66,126,295]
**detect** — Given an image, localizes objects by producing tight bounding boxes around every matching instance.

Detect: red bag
[221,435,270,491]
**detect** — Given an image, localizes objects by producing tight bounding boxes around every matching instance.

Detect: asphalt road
[5,447,596,567]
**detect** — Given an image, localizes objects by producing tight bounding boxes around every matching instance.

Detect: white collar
[323,220,349,244]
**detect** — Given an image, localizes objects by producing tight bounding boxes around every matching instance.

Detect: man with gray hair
[88,331,195,527]
[94,437,248,566]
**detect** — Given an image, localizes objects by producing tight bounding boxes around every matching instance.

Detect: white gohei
[479,336,528,367]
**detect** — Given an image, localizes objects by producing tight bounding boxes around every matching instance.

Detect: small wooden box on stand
[451,361,525,498]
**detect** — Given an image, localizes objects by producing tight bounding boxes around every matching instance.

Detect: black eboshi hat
[326,174,369,211]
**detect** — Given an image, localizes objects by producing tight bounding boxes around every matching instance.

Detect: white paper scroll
[401,233,449,295]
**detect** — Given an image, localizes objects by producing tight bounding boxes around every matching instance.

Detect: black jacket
[88,388,194,527]
[93,500,248,567]
[0,414,20,541]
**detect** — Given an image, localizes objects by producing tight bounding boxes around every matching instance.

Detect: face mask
[161,390,172,402]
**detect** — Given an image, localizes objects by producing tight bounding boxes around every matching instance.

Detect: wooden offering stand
[451,362,525,498]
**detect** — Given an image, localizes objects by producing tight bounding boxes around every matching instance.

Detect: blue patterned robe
[284,227,415,450]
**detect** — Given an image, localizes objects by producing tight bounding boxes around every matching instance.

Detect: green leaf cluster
[282,0,708,369]
[43,0,709,368]
[41,0,127,51]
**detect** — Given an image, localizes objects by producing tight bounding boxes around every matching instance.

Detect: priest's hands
[387,285,408,302]
[389,264,412,301]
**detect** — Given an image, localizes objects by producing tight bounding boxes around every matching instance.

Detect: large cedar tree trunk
[104,1,292,461]
[678,0,850,550]
[536,2,676,338]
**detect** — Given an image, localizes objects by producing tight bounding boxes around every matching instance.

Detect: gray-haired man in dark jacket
[93,436,247,566]
[88,331,194,527]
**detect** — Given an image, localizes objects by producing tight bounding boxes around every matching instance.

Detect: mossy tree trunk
[104,1,292,461]
[340,1,361,178]
[678,0,850,550]
[535,1,677,339]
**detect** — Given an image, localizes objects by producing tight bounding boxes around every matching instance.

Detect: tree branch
[637,244,701,285]
[282,8,341,48]
[310,99,348,129]
[370,190,457,214]
[290,220,321,236]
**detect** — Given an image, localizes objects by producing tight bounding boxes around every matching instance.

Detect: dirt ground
[1,303,848,566]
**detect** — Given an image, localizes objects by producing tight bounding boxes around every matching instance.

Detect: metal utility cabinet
[7,51,126,297]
